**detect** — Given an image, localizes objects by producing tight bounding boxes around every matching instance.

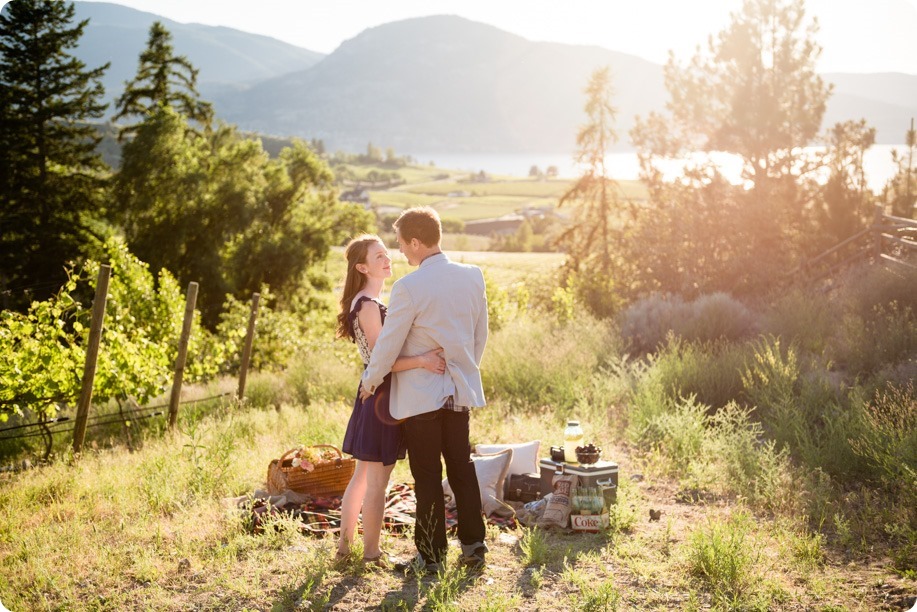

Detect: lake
[412,144,909,192]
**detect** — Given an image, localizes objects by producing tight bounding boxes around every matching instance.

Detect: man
[360,206,489,572]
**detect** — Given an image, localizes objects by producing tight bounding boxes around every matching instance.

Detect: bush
[620,292,756,355]
[838,264,917,321]
[652,338,750,409]
[481,314,617,412]
[686,511,759,607]
[828,302,917,377]
[742,336,869,480]
[761,287,838,355]
[849,382,917,489]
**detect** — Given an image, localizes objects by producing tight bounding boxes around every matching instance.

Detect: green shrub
[761,288,838,355]
[705,403,795,513]
[652,338,750,409]
[849,382,917,490]
[637,395,709,474]
[839,264,917,321]
[686,511,759,607]
[481,314,617,411]
[829,302,917,376]
[620,292,756,354]
[742,337,870,480]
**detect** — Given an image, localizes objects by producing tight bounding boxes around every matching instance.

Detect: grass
[2,256,916,610]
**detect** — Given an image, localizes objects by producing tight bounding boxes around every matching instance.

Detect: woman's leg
[337,460,368,556]
[361,461,395,559]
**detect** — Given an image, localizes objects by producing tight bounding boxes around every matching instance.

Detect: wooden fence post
[237,293,260,400]
[168,282,198,429]
[73,264,111,454]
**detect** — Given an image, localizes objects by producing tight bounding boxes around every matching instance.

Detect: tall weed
[620,292,757,354]
[686,511,759,608]
[652,338,750,409]
[481,314,617,411]
[761,288,838,355]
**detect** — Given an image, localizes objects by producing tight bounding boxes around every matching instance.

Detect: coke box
[570,513,610,532]
[539,458,618,506]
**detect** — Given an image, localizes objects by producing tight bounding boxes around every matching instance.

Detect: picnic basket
[267,444,355,496]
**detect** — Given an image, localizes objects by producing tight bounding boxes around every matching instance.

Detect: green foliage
[686,511,759,608]
[113,21,212,136]
[0,237,232,423]
[0,0,110,308]
[555,67,633,317]
[518,526,550,566]
[849,383,917,491]
[114,106,372,325]
[646,338,749,409]
[0,274,86,420]
[620,292,757,355]
[481,314,616,412]
[830,301,917,376]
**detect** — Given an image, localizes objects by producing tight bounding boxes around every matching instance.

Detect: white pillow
[475,440,540,476]
[442,448,513,516]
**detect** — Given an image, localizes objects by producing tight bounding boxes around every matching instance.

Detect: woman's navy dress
[341,296,406,466]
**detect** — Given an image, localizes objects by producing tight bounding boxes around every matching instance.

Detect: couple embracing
[334,207,489,572]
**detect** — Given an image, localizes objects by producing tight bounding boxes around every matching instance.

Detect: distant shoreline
[411,144,909,190]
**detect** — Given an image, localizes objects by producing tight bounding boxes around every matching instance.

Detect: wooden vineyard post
[237,293,260,400]
[168,282,199,429]
[73,264,111,454]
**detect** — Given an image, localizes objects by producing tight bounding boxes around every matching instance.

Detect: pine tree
[554,67,629,317]
[0,0,110,308]
[112,21,212,138]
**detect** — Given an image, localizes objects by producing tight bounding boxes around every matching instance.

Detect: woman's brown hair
[336,234,384,341]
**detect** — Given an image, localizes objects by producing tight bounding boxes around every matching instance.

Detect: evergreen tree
[629,0,835,297]
[0,0,109,308]
[112,21,212,138]
[554,67,630,316]
[883,121,917,219]
[819,120,876,243]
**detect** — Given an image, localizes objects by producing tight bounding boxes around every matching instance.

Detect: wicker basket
[267,444,355,497]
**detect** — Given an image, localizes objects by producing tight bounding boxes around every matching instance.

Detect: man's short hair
[394,206,441,247]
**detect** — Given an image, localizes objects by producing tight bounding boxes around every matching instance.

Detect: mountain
[67,2,324,109]
[217,15,917,153]
[823,72,917,142]
[216,15,666,153]
[14,4,914,153]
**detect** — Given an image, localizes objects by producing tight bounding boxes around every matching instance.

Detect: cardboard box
[570,513,609,532]
[539,458,619,506]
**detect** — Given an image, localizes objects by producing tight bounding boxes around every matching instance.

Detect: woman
[335,234,445,565]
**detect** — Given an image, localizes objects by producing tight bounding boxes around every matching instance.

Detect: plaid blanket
[249,482,516,534]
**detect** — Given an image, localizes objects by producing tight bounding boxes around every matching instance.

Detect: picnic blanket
[245,482,517,535]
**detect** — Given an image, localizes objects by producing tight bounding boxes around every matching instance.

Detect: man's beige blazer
[362,253,488,419]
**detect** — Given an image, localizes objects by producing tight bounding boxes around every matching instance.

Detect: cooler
[539,458,619,506]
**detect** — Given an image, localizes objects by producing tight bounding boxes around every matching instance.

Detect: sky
[74,0,917,74]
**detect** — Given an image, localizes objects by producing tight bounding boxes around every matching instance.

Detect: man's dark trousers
[404,408,485,564]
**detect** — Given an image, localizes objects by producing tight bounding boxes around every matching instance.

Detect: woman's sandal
[334,550,350,565]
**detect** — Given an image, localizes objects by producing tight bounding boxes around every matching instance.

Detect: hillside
[217,15,917,152]
[215,15,666,153]
[23,5,917,153]
[68,2,325,108]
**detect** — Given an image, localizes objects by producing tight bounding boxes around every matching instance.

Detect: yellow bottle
[563,420,584,463]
